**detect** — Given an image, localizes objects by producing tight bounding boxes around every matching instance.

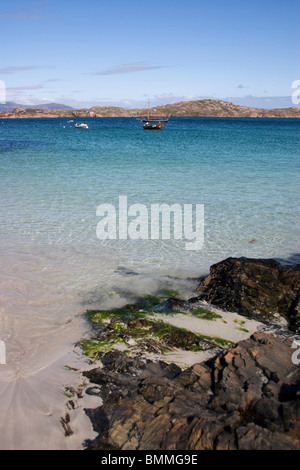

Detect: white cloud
[153,93,210,104]
[7,84,44,91]
[96,62,166,75]
[0,66,43,75]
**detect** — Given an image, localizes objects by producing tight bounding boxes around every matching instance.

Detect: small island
[0,99,299,119]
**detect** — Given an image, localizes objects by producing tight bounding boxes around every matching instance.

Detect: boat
[143,122,163,130]
[138,99,169,129]
[75,123,88,129]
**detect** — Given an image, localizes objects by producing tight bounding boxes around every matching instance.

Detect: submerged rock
[197,257,300,332]
[83,332,300,450]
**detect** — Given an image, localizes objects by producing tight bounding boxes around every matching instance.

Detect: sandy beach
[0,288,269,450]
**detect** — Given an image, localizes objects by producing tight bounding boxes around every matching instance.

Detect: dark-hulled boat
[138,99,169,129]
[143,121,163,130]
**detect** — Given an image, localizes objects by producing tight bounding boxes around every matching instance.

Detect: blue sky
[0,0,299,108]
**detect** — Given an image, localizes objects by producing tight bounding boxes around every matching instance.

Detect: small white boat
[75,123,88,129]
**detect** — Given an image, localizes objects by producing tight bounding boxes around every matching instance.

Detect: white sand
[154,307,265,344]
[0,299,272,450]
[0,348,99,450]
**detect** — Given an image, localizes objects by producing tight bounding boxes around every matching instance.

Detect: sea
[0,116,299,448]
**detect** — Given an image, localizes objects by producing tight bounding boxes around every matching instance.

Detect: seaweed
[189,307,223,321]
[81,294,234,361]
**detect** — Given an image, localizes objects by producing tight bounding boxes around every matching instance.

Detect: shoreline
[0,255,299,450]
[1,115,300,120]
[59,255,300,450]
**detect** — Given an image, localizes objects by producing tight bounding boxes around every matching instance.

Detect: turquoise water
[0,117,299,367]
[1,117,299,263]
[0,116,299,448]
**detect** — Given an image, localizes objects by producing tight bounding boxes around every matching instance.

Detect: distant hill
[146,99,300,118]
[28,102,74,110]
[0,102,73,112]
[0,99,299,119]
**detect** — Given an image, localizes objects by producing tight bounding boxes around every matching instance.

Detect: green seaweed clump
[80,294,235,361]
[189,307,223,321]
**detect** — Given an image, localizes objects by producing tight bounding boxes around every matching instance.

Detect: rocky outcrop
[152,99,300,118]
[197,257,300,333]
[73,256,300,450]
[83,331,300,450]
[1,99,300,119]
[0,106,134,119]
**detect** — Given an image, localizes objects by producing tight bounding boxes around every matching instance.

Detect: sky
[0,0,299,108]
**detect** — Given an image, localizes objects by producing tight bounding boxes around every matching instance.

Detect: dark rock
[162,329,214,351]
[85,386,101,396]
[158,297,190,312]
[139,376,179,404]
[197,257,300,332]
[83,331,300,450]
[79,257,300,450]
[100,349,145,372]
[132,338,166,354]
[158,361,182,379]
[211,331,299,410]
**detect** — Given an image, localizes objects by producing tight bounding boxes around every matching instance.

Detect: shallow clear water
[0,116,299,447]
[0,117,299,368]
